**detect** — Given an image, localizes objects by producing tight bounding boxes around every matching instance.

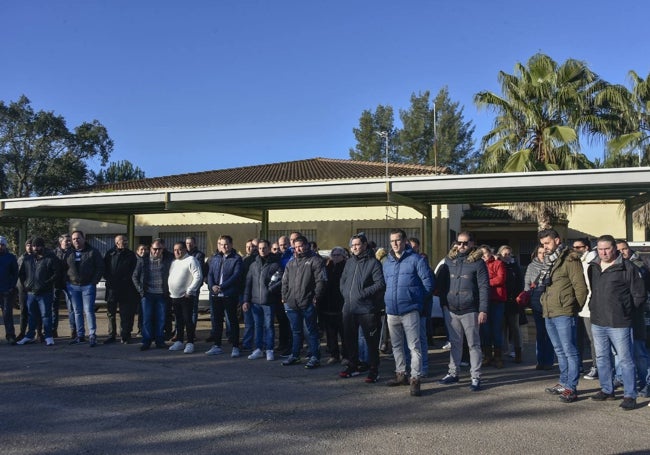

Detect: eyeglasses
[457,241,470,246]
[573,245,587,249]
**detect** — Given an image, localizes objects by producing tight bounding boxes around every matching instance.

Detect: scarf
[540,243,567,283]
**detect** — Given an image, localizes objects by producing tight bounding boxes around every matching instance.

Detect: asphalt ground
[2,310,650,455]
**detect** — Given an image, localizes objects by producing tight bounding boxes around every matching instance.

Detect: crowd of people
[0,227,648,408]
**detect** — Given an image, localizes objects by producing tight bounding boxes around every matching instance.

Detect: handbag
[516,283,535,307]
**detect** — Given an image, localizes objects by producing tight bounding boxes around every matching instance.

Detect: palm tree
[474,53,605,229]
[597,70,650,227]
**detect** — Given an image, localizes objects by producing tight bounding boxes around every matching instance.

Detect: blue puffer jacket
[207,250,243,297]
[383,246,435,316]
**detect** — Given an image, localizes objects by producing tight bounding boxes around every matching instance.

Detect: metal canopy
[1,167,650,222]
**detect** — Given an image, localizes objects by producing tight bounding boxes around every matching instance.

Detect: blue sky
[1,1,648,177]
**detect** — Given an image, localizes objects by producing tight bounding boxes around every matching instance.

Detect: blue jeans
[533,311,555,367]
[480,301,504,349]
[57,288,76,333]
[142,293,166,346]
[592,324,636,398]
[1,290,16,339]
[67,283,97,338]
[251,303,275,351]
[545,316,579,392]
[26,293,53,339]
[285,303,320,360]
[633,339,650,388]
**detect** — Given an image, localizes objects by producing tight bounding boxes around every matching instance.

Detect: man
[479,245,507,368]
[17,237,61,346]
[339,234,386,383]
[538,229,588,403]
[573,238,599,381]
[16,239,33,342]
[240,238,259,351]
[323,246,347,365]
[409,237,433,376]
[274,235,293,355]
[242,239,283,361]
[383,229,434,396]
[132,240,172,351]
[185,236,207,327]
[54,234,75,340]
[615,239,650,397]
[588,235,646,410]
[167,242,203,354]
[436,231,489,392]
[281,235,327,369]
[103,235,139,344]
[206,235,243,357]
[65,230,104,347]
[0,235,19,345]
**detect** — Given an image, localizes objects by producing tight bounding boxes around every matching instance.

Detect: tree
[93,160,145,185]
[474,53,606,229]
[349,105,399,163]
[350,89,477,173]
[0,95,114,247]
[0,95,113,198]
[397,89,477,173]
[596,70,650,228]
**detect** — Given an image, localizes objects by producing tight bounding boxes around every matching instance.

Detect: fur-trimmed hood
[447,245,483,263]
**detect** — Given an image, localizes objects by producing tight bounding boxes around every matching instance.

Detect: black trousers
[211,296,239,348]
[342,310,381,371]
[172,296,196,343]
[321,312,345,359]
[106,288,139,340]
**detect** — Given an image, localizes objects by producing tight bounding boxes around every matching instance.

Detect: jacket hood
[447,245,483,263]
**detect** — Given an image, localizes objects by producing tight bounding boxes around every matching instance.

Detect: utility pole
[377,131,389,179]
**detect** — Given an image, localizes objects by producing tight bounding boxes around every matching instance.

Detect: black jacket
[243,254,282,305]
[65,245,104,286]
[436,246,489,315]
[281,250,327,310]
[104,247,138,299]
[340,249,386,314]
[19,250,62,295]
[588,255,647,329]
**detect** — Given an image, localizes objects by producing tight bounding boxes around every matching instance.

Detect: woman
[479,245,507,368]
[526,245,555,370]
[497,245,524,363]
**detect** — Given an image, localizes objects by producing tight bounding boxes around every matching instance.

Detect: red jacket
[485,256,507,302]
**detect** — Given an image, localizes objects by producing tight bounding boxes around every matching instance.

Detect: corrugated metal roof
[86,158,449,192]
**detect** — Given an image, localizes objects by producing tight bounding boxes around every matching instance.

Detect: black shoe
[7,336,17,346]
[620,397,636,410]
[281,356,301,366]
[52,330,59,338]
[591,390,616,401]
[69,337,86,345]
[103,337,117,345]
[89,336,97,347]
[121,337,131,344]
[155,343,167,349]
[357,362,370,373]
[365,370,380,383]
[206,335,216,343]
[140,344,150,351]
[280,349,293,358]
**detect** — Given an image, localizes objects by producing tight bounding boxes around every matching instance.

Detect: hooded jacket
[436,245,489,315]
[383,245,434,316]
[281,249,327,310]
[340,248,386,314]
[540,248,587,318]
[588,254,646,329]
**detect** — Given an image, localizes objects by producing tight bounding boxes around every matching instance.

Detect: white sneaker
[442,341,451,350]
[169,341,184,351]
[183,343,194,354]
[231,347,240,358]
[205,345,224,355]
[248,348,264,360]
[45,337,54,346]
[17,337,34,345]
[266,350,275,361]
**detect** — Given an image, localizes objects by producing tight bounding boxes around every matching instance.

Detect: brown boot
[482,347,493,366]
[514,347,522,364]
[494,348,504,369]
[387,372,408,387]
[410,378,421,396]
